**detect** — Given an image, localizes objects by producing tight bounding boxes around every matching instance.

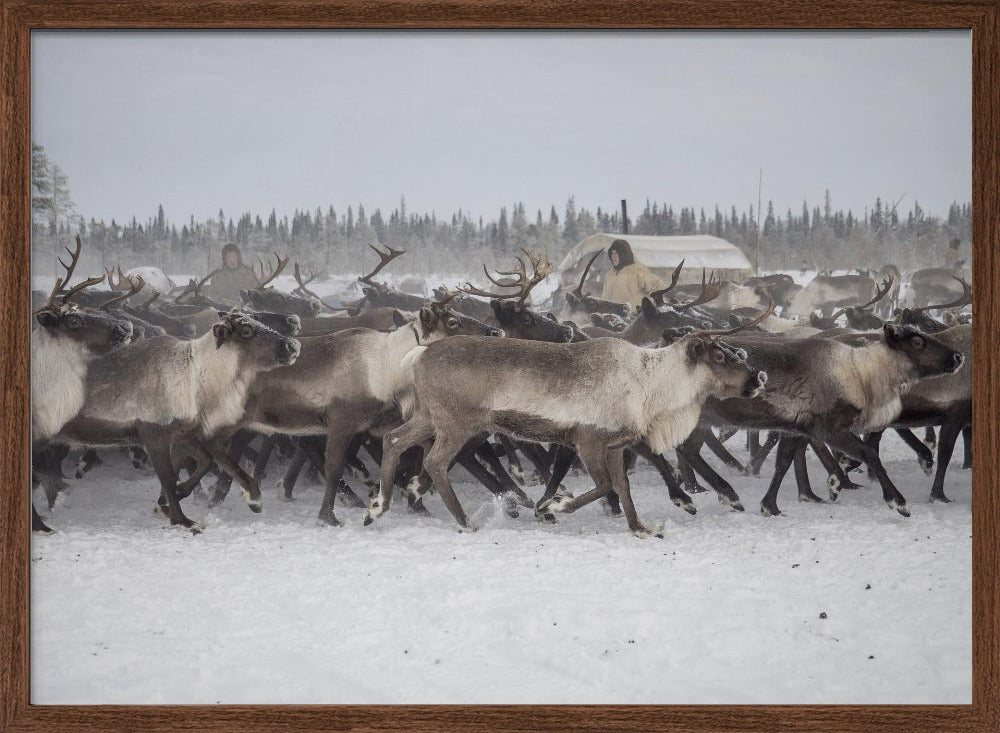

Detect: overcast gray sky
[31,30,970,225]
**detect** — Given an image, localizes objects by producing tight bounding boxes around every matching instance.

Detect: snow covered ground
[30,431,971,705]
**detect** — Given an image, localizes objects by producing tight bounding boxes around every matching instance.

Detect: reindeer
[562,250,631,318]
[808,277,895,331]
[342,245,428,312]
[219,289,501,526]
[460,250,575,343]
[31,241,133,531]
[55,312,301,529]
[365,311,769,537]
[786,273,877,318]
[238,253,322,318]
[682,323,963,516]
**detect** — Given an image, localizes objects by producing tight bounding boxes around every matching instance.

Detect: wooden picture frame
[2,1,996,730]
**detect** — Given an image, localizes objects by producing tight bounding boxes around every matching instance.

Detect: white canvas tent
[557,233,754,287]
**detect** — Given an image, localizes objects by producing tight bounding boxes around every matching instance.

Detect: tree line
[30,143,972,280]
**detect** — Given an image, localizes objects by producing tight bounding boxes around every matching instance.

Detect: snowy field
[30,431,971,705]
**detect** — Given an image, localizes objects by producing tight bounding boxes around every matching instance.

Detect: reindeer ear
[392,309,408,328]
[35,311,58,329]
[213,322,233,348]
[490,299,503,315]
[590,313,604,327]
[640,297,657,318]
[685,337,707,361]
[809,312,820,327]
[239,290,251,303]
[419,306,436,326]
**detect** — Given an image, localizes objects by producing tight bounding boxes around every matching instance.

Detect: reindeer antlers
[693,298,776,338]
[572,250,603,298]
[829,277,895,322]
[912,276,972,313]
[39,236,105,310]
[649,259,686,306]
[101,274,145,311]
[293,262,345,313]
[358,245,406,292]
[459,249,553,306]
[431,286,460,309]
[674,269,721,312]
[254,252,290,289]
[176,267,222,303]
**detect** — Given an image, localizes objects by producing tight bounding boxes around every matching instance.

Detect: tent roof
[557,233,753,274]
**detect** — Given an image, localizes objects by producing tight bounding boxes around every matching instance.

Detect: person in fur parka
[600,239,665,308]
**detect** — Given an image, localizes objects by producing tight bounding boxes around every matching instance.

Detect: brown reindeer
[226,290,501,526]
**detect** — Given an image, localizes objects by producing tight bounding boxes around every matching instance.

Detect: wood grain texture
[1,1,997,731]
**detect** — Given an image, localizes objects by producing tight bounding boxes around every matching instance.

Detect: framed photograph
[2,1,997,731]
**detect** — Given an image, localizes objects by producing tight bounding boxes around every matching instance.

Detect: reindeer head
[212,311,301,368]
[414,288,502,342]
[34,236,133,351]
[238,253,322,318]
[676,300,775,399]
[883,323,964,379]
[461,249,570,342]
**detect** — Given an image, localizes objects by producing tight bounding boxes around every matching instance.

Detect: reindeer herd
[30,237,972,538]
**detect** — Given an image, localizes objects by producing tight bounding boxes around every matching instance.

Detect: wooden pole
[621,199,629,235]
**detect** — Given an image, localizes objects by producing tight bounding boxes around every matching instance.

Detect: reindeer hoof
[674,500,697,516]
[459,523,478,533]
[798,492,824,504]
[317,513,342,527]
[888,499,910,517]
[929,492,952,504]
[363,513,375,527]
[919,457,934,476]
[760,504,783,517]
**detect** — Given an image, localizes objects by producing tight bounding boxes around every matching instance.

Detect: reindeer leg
[929,418,962,503]
[201,437,263,513]
[676,454,707,494]
[495,434,526,485]
[140,425,201,531]
[704,431,745,473]
[367,414,436,525]
[744,430,779,476]
[826,431,909,516]
[317,425,359,527]
[632,442,695,515]
[208,429,255,507]
[961,425,972,469]
[606,446,656,537]
[760,435,799,516]
[808,440,862,499]
[455,443,519,518]
[676,439,744,511]
[421,430,476,531]
[253,434,277,484]
[894,428,934,476]
[278,445,308,501]
[793,439,823,504]
[474,439,535,508]
[534,444,576,522]
[924,426,937,451]
[31,470,54,533]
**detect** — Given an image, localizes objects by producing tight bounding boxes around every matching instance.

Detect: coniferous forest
[30,143,972,280]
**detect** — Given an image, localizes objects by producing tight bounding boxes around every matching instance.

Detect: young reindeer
[365,308,770,537]
[229,289,501,526]
[31,244,134,531]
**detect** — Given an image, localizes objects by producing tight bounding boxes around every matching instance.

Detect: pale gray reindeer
[56,311,300,530]
[365,316,770,537]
